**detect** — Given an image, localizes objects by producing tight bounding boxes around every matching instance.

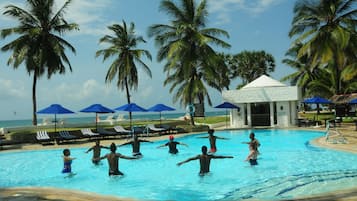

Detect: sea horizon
[0,111,226,128]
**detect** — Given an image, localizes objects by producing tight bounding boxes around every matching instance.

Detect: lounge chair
[36,130,53,144]
[113,125,132,134]
[56,130,78,144]
[97,127,118,137]
[80,128,100,138]
[98,115,114,125]
[144,124,167,136]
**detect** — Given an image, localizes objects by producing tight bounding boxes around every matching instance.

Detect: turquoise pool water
[1,129,357,201]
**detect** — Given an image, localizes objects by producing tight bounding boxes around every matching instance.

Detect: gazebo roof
[242,75,286,89]
[222,75,300,103]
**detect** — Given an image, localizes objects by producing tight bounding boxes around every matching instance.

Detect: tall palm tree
[1,0,79,125]
[148,0,230,125]
[227,50,275,89]
[289,0,357,95]
[96,21,152,124]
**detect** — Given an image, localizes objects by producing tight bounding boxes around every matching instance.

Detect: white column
[270,102,275,127]
[247,103,252,127]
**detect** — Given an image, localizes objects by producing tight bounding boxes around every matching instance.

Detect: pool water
[1,129,357,201]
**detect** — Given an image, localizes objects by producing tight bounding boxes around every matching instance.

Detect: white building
[222,75,301,128]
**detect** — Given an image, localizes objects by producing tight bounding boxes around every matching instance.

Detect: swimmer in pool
[119,134,153,156]
[97,143,138,176]
[177,145,233,176]
[62,148,76,176]
[157,135,188,154]
[197,129,229,153]
[243,132,260,165]
[85,140,109,165]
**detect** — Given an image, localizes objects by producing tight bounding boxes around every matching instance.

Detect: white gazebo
[222,75,301,128]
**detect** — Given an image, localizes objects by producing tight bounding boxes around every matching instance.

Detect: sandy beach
[1,124,357,201]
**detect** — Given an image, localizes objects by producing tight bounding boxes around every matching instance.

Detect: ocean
[0,111,226,128]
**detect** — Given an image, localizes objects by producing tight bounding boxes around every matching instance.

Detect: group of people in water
[62,129,260,177]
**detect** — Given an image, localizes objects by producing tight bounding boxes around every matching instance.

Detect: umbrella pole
[96,113,98,131]
[226,109,228,128]
[54,114,57,132]
[160,112,162,126]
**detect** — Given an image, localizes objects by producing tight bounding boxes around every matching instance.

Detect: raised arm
[157,144,167,148]
[216,136,229,140]
[118,141,132,147]
[177,155,200,166]
[100,145,110,149]
[85,147,93,153]
[117,153,138,160]
[139,139,153,143]
[179,142,189,147]
[212,155,233,159]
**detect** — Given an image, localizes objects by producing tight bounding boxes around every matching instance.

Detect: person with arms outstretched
[177,145,233,176]
[119,134,153,157]
[157,135,188,154]
[97,142,138,176]
[197,129,229,153]
[85,140,109,165]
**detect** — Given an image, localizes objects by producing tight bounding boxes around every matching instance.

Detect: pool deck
[1,124,357,201]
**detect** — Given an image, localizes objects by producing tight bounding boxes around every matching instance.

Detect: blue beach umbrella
[349,98,357,104]
[37,104,75,132]
[80,104,115,130]
[214,102,240,128]
[303,96,332,119]
[114,103,147,127]
[147,103,176,125]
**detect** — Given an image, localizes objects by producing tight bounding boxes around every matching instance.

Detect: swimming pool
[1,129,357,201]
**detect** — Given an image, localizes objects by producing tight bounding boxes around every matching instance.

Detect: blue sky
[0,0,296,120]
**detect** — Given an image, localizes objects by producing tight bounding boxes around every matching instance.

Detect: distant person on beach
[97,142,138,176]
[177,145,233,176]
[85,140,109,165]
[157,135,188,154]
[62,148,76,176]
[119,134,153,157]
[243,132,260,166]
[197,129,229,153]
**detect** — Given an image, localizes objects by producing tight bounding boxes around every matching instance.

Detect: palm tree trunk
[32,72,38,125]
[124,78,132,127]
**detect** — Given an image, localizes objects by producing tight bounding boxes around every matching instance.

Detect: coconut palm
[96,21,152,122]
[227,50,275,89]
[289,0,357,95]
[148,0,230,125]
[1,0,79,125]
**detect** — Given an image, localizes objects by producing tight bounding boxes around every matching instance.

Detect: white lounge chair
[146,124,166,132]
[113,126,131,134]
[81,128,100,137]
[36,130,53,144]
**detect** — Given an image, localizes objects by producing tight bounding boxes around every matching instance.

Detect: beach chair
[97,127,118,137]
[57,130,78,144]
[144,124,167,136]
[80,128,100,138]
[36,130,53,144]
[113,126,132,134]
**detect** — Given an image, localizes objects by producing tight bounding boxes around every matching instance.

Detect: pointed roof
[242,75,286,89]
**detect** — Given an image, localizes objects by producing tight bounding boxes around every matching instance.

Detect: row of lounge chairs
[36,124,182,145]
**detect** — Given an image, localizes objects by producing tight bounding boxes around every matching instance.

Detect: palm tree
[96,21,152,124]
[148,0,230,125]
[1,0,79,125]
[289,0,357,95]
[227,50,275,89]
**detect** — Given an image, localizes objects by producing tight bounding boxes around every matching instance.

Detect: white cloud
[208,0,284,24]
[0,78,27,100]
